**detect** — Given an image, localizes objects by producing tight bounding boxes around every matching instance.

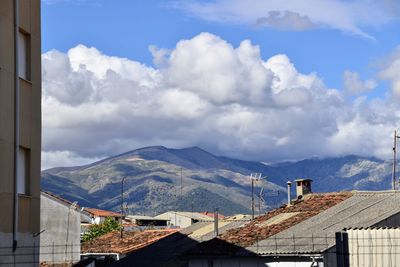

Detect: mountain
[41,146,396,215]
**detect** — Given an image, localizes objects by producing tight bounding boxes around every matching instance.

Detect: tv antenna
[258,187,265,217]
[250,173,267,219]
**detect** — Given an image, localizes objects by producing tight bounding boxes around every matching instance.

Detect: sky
[41,0,400,169]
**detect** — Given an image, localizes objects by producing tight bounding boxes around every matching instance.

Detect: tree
[82,217,121,241]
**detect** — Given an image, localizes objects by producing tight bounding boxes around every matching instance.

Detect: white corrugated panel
[347,228,400,267]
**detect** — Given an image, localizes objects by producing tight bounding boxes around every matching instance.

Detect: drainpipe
[287,181,292,207]
[12,0,20,252]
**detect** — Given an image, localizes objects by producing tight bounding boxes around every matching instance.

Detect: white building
[83,208,122,225]
[155,211,213,228]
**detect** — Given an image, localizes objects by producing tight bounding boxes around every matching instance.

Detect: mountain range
[41,146,396,215]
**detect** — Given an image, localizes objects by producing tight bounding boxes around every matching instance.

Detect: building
[186,180,400,267]
[340,227,400,267]
[40,191,82,265]
[155,211,214,228]
[84,208,123,224]
[107,215,251,267]
[125,215,170,227]
[81,229,178,262]
[0,0,41,265]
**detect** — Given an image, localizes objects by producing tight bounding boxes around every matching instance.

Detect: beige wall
[0,0,41,260]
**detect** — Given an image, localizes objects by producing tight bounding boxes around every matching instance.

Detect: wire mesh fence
[0,243,79,266]
[3,233,400,266]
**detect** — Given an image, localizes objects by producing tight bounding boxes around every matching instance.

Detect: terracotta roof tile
[81,229,178,254]
[84,208,122,218]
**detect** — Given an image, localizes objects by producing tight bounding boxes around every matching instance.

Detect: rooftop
[41,191,79,208]
[249,190,400,255]
[221,192,352,247]
[188,190,400,257]
[155,211,214,221]
[126,215,169,221]
[84,208,123,218]
[199,211,225,220]
[181,215,251,241]
[81,229,178,255]
[187,192,352,256]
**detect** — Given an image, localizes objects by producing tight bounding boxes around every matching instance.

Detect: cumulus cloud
[170,0,399,39]
[379,46,400,98]
[42,32,400,169]
[343,70,377,95]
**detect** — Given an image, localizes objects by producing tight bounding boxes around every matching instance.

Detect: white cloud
[164,34,273,105]
[343,70,377,95]
[41,151,101,170]
[256,10,316,31]
[379,46,400,98]
[170,0,399,39]
[42,32,400,169]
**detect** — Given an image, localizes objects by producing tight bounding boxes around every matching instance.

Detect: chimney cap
[287,181,292,185]
[294,178,313,182]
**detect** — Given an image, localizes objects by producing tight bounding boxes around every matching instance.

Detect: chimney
[287,181,292,206]
[295,178,313,198]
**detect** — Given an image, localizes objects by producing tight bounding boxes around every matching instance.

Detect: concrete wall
[0,0,41,265]
[156,212,193,228]
[189,258,321,267]
[40,194,81,264]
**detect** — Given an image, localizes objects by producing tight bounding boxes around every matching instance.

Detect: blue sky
[42,0,400,93]
[41,0,400,168]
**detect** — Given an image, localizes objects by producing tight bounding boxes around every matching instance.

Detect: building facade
[83,208,123,224]
[155,211,213,228]
[40,192,81,265]
[0,0,41,265]
[187,190,400,267]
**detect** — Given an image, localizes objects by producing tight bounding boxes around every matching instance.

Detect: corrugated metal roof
[179,222,211,235]
[249,191,400,255]
[189,221,231,238]
[199,220,249,241]
[180,215,252,242]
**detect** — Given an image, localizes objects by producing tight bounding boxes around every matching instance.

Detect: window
[17,147,30,195]
[18,31,31,80]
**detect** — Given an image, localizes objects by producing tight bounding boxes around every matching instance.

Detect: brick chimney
[295,178,313,198]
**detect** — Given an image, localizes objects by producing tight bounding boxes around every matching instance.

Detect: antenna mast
[251,174,255,220]
[180,168,183,202]
[393,130,400,190]
[251,173,263,220]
